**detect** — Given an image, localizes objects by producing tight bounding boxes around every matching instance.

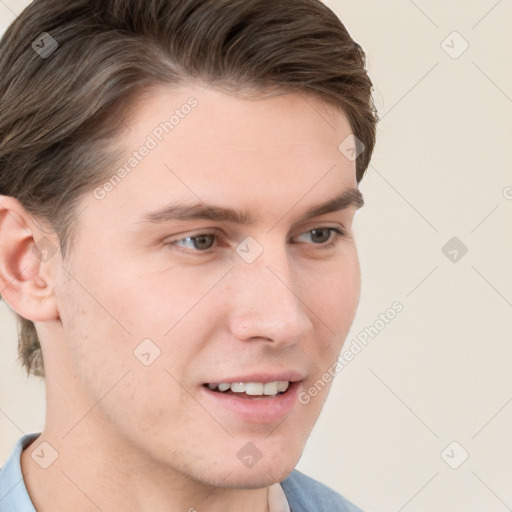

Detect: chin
[210,460,298,490]
[212,441,303,489]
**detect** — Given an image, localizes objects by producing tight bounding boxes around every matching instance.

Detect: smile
[200,380,302,423]
[204,381,290,396]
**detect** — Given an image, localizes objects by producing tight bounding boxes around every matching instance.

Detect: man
[0,0,377,510]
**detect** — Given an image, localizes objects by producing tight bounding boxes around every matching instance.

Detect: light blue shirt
[0,433,363,512]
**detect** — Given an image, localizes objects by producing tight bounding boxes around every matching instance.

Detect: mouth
[200,378,303,423]
[202,380,291,398]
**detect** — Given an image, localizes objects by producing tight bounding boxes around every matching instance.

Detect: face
[46,84,362,489]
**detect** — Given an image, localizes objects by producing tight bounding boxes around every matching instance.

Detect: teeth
[245,383,264,395]
[230,382,245,393]
[263,382,278,395]
[207,381,290,396]
[277,381,289,392]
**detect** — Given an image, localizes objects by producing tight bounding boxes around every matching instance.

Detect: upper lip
[204,370,306,384]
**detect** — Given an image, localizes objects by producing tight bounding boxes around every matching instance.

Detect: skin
[0,84,362,512]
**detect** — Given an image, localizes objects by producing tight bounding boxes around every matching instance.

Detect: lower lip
[199,381,302,424]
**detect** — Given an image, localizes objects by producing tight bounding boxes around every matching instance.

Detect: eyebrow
[137,187,364,225]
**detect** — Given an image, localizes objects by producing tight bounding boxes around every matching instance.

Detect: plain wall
[1,1,511,511]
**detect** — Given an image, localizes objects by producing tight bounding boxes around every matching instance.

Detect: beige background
[1,1,511,511]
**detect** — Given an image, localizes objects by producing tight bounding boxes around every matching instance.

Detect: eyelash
[167,227,347,255]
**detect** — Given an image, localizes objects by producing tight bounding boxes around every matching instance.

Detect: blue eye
[168,227,346,254]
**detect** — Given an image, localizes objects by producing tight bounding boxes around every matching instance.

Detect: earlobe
[0,195,60,322]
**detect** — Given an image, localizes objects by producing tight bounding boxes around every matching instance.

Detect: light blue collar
[0,432,40,512]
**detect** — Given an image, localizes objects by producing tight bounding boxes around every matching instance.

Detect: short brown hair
[0,0,378,378]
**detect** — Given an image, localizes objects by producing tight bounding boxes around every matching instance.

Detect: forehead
[85,84,358,226]
[121,83,353,156]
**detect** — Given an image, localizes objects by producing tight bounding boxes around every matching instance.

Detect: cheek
[55,257,137,396]
[56,280,185,435]
[301,255,361,375]
[307,250,361,334]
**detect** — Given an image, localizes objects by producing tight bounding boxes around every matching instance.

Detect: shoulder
[280,469,364,512]
[0,433,40,512]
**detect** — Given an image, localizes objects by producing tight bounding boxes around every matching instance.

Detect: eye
[167,227,347,254]
[171,233,217,252]
[295,227,346,247]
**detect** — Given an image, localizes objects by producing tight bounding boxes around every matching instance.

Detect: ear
[0,195,60,322]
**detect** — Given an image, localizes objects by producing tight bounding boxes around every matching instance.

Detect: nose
[226,241,314,347]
